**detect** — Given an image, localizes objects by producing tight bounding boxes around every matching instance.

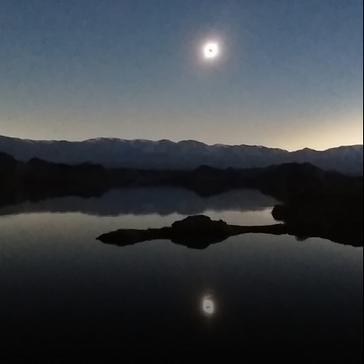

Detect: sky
[0,0,362,151]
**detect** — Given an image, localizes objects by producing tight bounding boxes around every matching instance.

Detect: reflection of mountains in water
[0,188,277,217]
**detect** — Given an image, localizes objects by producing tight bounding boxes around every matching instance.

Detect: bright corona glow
[202,297,215,315]
[203,43,219,59]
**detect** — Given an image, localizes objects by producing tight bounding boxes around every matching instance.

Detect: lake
[0,188,362,363]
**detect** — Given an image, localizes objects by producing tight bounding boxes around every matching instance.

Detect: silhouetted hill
[1,152,362,246]
[1,152,362,200]
[243,162,363,201]
[0,153,362,230]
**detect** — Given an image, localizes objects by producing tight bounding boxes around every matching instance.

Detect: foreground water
[0,189,362,363]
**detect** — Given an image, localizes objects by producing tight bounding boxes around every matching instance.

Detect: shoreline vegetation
[0,151,362,247]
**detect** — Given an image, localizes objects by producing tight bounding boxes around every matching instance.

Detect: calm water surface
[0,189,362,362]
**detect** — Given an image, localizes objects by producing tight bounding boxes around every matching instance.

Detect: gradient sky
[0,0,362,150]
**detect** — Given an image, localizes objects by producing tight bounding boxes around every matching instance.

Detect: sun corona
[203,42,219,59]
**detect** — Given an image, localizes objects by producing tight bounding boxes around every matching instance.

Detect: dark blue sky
[0,0,362,150]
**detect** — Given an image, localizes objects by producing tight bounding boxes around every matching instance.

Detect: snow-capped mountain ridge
[0,135,362,174]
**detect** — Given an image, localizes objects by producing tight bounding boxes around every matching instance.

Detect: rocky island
[97,211,363,249]
[96,215,288,249]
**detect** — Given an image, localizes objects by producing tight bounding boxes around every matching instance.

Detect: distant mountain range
[0,135,362,174]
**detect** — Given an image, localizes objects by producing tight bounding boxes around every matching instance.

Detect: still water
[0,189,362,362]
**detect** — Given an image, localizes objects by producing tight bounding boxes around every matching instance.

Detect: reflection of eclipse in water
[202,296,215,315]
